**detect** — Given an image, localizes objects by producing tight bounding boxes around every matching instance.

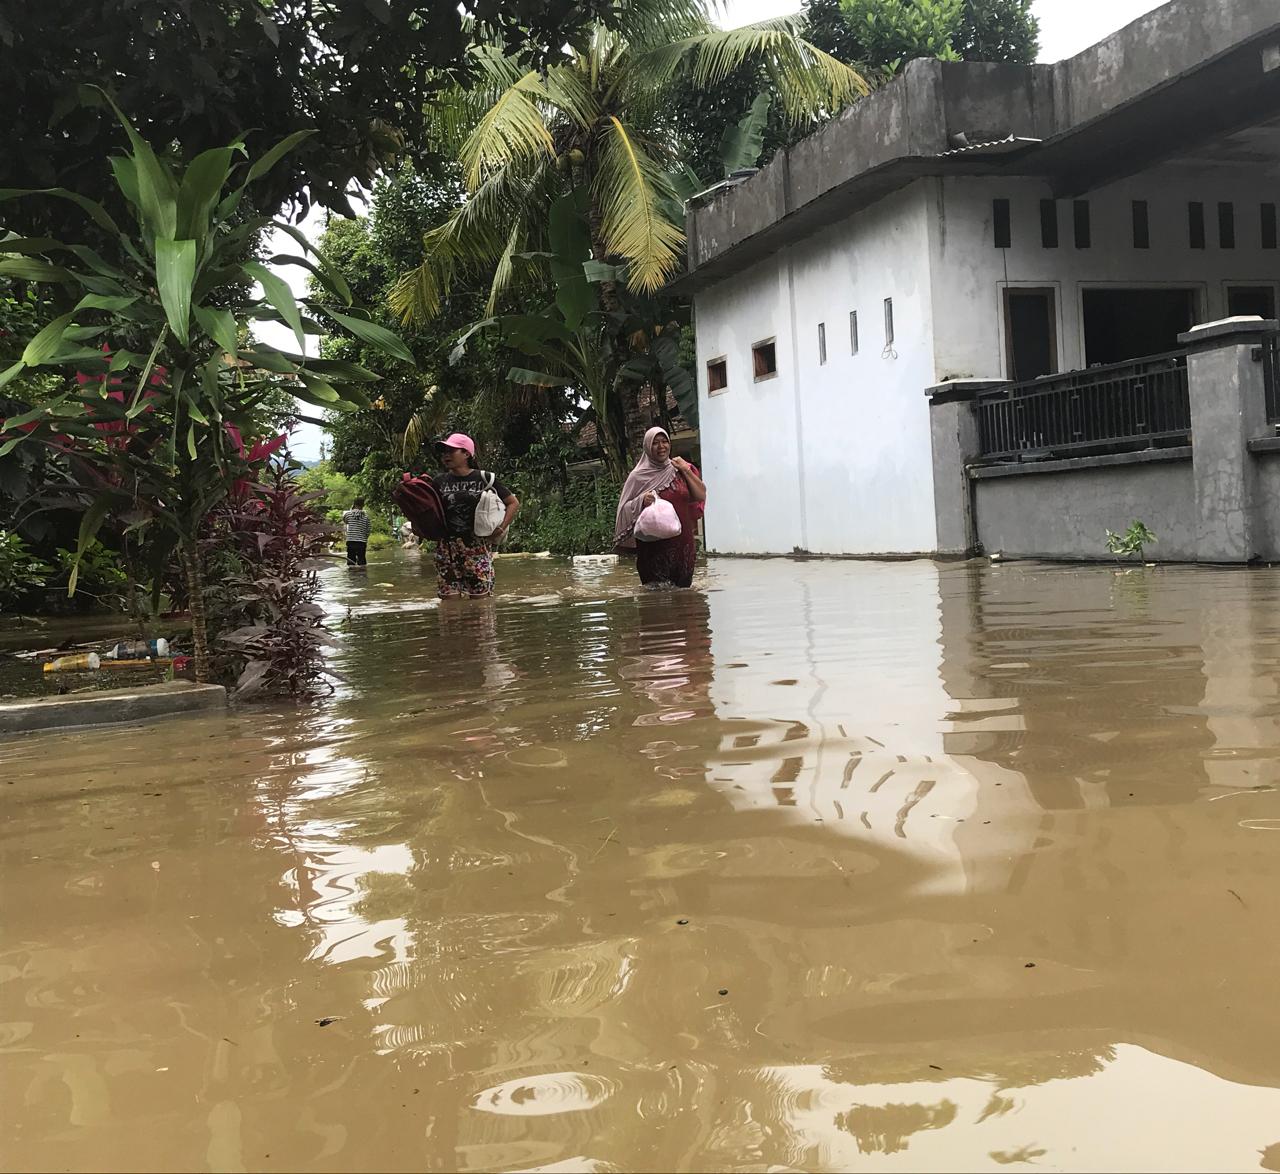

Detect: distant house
[684,0,1280,559]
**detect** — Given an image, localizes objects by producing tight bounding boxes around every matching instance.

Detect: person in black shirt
[430,432,519,598]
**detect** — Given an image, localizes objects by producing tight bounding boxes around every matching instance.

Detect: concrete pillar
[1178,317,1278,563]
[925,380,1009,556]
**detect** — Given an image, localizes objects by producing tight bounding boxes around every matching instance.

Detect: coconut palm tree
[389,12,868,324]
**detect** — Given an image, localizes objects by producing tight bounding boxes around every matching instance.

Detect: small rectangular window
[752,339,777,381]
[817,321,827,365]
[1073,200,1091,249]
[1039,199,1058,248]
[993,198,1011,249]
[883,298,894,346]
[1132,199,1149,249]
[706,357,727,394]
[1264,203,1278,250]
[1219,201,1236,249]
[1189,201,1206,249]
[849,310,859,355]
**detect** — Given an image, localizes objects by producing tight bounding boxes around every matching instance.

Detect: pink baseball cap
[435,432,475,457]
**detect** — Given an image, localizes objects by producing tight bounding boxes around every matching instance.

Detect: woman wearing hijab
[614,426,706,588]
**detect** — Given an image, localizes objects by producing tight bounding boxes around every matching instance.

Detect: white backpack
[473,471,506,538]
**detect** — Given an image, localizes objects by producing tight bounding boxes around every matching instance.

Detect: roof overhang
[680,0,1280,294]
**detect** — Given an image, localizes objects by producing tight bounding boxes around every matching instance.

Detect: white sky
[281,0,1171,461]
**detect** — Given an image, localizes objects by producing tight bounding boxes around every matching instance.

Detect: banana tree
[0,94,413,681]
[433,189,693,480]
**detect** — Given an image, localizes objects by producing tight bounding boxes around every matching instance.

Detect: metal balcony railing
[975,350,1191,461]
[1263,330,1280,425]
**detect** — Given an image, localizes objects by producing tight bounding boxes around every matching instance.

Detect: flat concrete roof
[683,0,1280,290]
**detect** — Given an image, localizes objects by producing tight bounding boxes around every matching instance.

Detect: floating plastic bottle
[43,652,101,673]
[103,658,174,671]
[103,638,169,660]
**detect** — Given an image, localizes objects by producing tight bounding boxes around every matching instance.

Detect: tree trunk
[181,540,211,684]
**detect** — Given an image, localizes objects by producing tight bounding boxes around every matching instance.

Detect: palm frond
[402,388,445,463]
[390,159,552,325]
[543,63,601,131]
[633,18,869,122]
[460,73,555,190]
[592,117,685,294]
[389,247,445,325]
[486,221,523,315]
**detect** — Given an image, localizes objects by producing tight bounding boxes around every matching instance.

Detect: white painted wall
[929,161,1280,381]
[694,183,940,556]
[694,156,1278,557]
[693,254,803,556]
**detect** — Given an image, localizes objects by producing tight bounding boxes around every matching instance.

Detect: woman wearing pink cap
[431,433,519,598]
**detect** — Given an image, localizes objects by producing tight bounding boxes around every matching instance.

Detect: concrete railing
[927,317,1280,563]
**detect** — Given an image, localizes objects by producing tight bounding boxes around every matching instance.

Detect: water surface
[4,553,1280,1172]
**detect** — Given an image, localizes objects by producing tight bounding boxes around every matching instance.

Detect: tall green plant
[389,15,865,467]
[423,189,692,479]
[0,94,412,680]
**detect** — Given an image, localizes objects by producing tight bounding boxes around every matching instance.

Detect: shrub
[508,474,621,556]
[204,464,336,699]
[0,530,51,611]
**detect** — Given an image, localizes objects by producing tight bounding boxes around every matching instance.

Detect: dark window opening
[1132,200,1150,249]
[849,311,859,355]
[1263,203,1278,250]
[1040,199,1058,248]
[752,339,777,381]
[1003,288,1058,383]
[706,357,727,393]
[993,198,1011,249]
[1189,201,1206,249]
[1219,201,1236,249]
[1227,286,1277,320]
[1082,287,1198,365]
[1073,200,1091,248]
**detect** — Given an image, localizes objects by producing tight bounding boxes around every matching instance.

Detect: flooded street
[4,552,1280,1173]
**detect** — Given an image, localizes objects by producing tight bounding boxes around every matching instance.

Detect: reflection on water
[4,552,1280,1172]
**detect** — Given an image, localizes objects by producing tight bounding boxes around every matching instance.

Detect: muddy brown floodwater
[4,552,1280,1173]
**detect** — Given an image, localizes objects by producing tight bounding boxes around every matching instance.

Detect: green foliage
[0,0,649,240]
[52,539,128,608]
[509,474,623,556]
[0,103,411,679]
[316,163,568,498]
[953,0,1041,63]
[389,13,867,413]
[1106,521,1157,561]
[0,529,52,611]
[296,460,360,515]
[839,0,964,71]
[804,0,1039,71]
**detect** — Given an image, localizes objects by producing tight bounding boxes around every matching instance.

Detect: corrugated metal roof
[937,134,1043,158]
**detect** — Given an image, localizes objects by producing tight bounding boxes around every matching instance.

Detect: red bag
[392,472,448,541]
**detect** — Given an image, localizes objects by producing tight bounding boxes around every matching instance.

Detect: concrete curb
[0,680,227,736]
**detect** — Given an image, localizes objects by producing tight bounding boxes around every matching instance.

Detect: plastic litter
[43,653,101,673]
[103,638,169,660]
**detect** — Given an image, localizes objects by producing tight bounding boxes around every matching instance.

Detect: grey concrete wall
[972,452,1197,561]
[1249,454,1280,561]
[1054,0,1279,128]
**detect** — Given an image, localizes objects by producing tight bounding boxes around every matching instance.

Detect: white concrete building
[684,0,1280,557]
